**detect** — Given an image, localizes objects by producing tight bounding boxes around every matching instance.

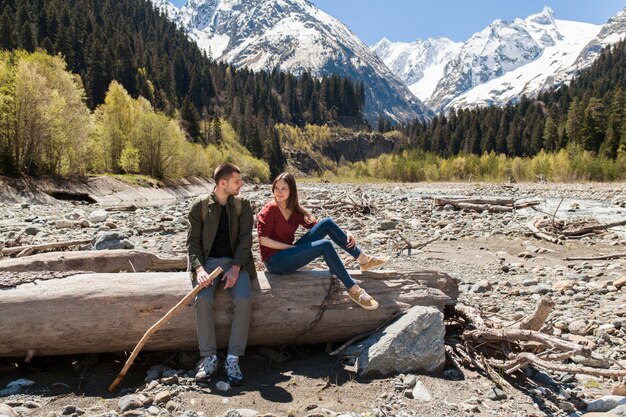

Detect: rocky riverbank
[1,180,626,417]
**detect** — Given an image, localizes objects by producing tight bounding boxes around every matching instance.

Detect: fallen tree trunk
[0,250,186,273]
[0,269,457,358]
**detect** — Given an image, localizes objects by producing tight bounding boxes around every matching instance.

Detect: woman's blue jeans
[265,218,362,289]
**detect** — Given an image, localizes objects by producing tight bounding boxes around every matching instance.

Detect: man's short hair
[213,163,241,185]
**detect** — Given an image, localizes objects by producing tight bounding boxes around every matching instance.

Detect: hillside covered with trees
[398,39,626,160]
[0,0,365,178]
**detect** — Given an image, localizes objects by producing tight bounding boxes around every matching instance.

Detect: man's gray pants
[193,256,251,357]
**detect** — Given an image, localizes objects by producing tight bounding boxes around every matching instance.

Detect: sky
[168,1,625,45]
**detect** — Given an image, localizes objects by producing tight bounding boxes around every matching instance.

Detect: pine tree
[0,6,15,50]
[543,116,558,152]
[180,96,201,143]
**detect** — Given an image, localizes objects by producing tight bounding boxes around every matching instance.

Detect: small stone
[89,210,109,223]
[402,374,417,389]
[614,276,626,288]
[165,401,177,412]
[533,371,556,386]
[224,410,259,417]
[554,321,568,330]
[471,280,491,293]
[153,390,171,404]
[558,401,576,412]
[568,320,588,335]
[24,226,42,236]
[61,406,77,415]
[613,382,626,396]
[553,280,576,292]
[411,380,432,402]
[485,387,507,401]
[55,219,74,229]
[380,220,396,230]
[518,251,533,259]
[121,411,145,417]
[118,395,142,412]
[161,375,178,385]
[216,381,231,392]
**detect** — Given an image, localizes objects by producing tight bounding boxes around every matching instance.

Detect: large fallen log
[0,269,457,358]
[0,250,186,273]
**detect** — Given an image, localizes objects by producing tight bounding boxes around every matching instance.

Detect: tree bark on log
[0,269,457,358]
[0,250,186,273]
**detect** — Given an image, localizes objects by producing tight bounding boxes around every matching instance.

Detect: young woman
[257,172,388,310]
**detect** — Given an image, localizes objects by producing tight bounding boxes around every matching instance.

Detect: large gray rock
[611,404,626,416]
[0,404,18,417]
[586,395,626,412]
[93,231,132,250]
[347,306,445,376]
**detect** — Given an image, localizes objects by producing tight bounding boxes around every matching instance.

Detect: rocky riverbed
[1,180,626,417]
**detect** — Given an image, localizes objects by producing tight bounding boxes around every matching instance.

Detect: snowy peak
[154,0,429,122]
[575,7,626,69]
[371,37,461,102]
[523,6,562,46]
[373,6,624,113]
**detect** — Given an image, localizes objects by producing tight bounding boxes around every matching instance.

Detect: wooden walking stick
[109,266,223,391]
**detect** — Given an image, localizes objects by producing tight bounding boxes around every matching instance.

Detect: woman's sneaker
[225,356,244,386]
[360,256,389,271]
[348,288,379,310]
[194,355,218,382]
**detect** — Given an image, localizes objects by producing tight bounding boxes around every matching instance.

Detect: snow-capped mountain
[371,37,462,103]
[152,0,430,123]
[374,6,626,113]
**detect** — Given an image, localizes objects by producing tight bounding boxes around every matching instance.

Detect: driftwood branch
[526,220,561,244]
[1,239,93,255]
[562,219,626,237]
[488,352,626,379]
[434,197,543,213]
[447,295,620,386]
[463,328,589,355]
[109,267,223,391]
[564,253,626,261]
[517,296,554,331]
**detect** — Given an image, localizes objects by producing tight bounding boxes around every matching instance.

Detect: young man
[186,163,256,386]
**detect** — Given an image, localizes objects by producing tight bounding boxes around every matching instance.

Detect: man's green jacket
[186,192,257,280]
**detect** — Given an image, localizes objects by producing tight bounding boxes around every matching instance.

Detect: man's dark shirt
[208,204,234,258]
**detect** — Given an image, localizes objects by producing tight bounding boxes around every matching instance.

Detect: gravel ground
[1,180,626,417]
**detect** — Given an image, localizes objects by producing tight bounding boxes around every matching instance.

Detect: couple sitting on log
[186,162,388,386]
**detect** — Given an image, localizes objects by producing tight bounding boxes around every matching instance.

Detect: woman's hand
[346,230,357,248]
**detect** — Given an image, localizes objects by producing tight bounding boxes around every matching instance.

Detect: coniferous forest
[0,0,365,178]
[398,39,626,160]
[1,0,626,181]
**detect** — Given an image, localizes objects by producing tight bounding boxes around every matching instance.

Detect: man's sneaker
[195,355,218,382]
[225,357,243,386]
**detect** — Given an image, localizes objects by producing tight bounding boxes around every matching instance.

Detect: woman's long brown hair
[272,172,315,224]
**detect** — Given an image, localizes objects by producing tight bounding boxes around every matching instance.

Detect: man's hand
[223,265,241,289]
[346,230,357,249]
[196,266,214,288]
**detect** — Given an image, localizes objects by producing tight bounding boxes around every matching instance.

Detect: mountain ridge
[374,6,626,113]
[152,0,431,123]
